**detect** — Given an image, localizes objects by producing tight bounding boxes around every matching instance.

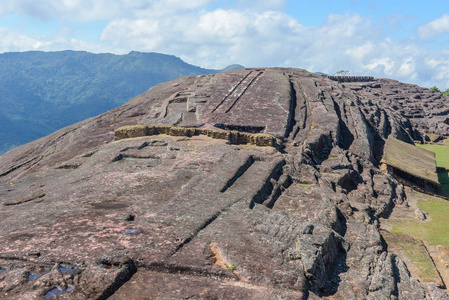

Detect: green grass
[417,144,449,196]
[382,231,438,282]
[391,196,449,246]
[417,144,449,169]
[324,156,338,161]
[438,172,449,184]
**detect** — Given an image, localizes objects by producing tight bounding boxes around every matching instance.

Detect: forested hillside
[0,51,215,154]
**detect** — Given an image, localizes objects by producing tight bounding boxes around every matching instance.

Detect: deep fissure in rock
[249,159,286,209]
[284,78,299,139]
[171,197,243,256]
[97,260,137,300]
[220,156,255,193]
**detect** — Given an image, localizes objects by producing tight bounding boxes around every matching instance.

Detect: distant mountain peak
[220,64,245,72]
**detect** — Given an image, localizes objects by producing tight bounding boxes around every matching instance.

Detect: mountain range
[0,51,227,154]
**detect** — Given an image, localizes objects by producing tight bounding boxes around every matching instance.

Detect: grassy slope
[382,230,440,283]
[417,144,449,169]
[417,144,449,197]
[392,196,449,246]
[385,144,449,284]
[388,195,449,284]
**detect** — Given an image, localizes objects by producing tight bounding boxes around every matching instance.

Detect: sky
[0,0,449,88]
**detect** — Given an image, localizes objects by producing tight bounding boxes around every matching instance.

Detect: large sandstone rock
[0,68,448,299]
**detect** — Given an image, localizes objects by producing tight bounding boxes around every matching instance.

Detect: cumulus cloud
[0,27,104,53]
[0,28,51,51]
[97,7,449,89]
[418,13,449,38]
[101,11,371,68]
[2,1,449,89]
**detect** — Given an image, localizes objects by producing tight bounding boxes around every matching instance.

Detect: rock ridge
[0,67,448,299]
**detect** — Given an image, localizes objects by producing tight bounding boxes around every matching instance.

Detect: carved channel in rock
[112,153,160,162]
[249,159,286,209]
[224,71,263,113]
[284,78,299,139]
[96,260,137,300]
[171,197,243,256]
[55,164,80,170]
[220,156,256,193]
[91,202,129,209]
[212,71,255,113]
[3,190,46,206]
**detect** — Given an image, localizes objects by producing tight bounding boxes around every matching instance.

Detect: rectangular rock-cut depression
[202,69,292,137]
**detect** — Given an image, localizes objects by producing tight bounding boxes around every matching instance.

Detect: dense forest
[0,51,217,154]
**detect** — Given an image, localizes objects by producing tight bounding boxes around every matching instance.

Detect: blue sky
[0,0,449,88]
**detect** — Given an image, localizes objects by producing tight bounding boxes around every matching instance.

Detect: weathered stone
[1,68,448,298]
[415,208,427,221]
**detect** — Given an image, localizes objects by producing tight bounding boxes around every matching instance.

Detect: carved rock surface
[0,68,448,299]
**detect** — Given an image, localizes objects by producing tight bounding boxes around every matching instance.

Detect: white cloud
[97,8,449,89]
[2,1,449,89]
[397,58,416,79]
[418,13,449,38]
[0,0,218,21]
[0,27,105,53]
[235,0,287,10]
[0,28,50,51]
[386,13,414,30]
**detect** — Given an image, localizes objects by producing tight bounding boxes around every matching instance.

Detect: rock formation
[0,68,448,299]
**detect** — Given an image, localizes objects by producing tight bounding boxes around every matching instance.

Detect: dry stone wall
[114,125,278,147]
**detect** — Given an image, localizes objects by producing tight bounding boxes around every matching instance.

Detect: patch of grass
[225,263,236,272]
[382,231,439,283]
[417,144,449,169]
[417,144,449,196]
[443,139,449,146]
[438,183,449,196]
[391,196,449,247]
[324,156,338,161]
[438,172,449,184]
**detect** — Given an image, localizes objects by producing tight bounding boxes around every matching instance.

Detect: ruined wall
[114,125,277,147]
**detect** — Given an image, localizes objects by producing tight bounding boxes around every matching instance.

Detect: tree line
[430,86,449,96]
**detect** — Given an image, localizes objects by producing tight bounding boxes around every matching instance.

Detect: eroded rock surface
[0,68,448,299]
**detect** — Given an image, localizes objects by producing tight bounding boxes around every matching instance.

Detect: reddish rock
[0,68,448,299]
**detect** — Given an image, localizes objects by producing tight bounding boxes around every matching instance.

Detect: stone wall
[327,76,375,82]
[114,125,277,147]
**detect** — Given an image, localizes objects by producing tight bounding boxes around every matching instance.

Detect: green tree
[429,86,449,96]
[430,86,441,93]
[335,70,350,76]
